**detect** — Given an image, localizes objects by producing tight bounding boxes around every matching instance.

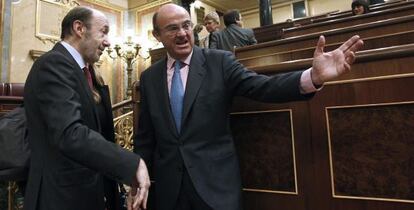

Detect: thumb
[314,35,325,57]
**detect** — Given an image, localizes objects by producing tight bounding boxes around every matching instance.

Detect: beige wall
[128,0,147,9]
[308,0,351,16]
[9,0,53,83]
[7,0,129,103]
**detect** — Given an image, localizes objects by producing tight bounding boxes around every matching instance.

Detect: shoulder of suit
[34,47,72,68]
[141,57,165,77]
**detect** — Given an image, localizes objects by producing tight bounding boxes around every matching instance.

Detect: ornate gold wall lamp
[107,36,143,100]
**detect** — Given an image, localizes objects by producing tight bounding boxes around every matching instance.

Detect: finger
[127,200,131,210]
[314,35,325,57]
[133,188,143,209]
[127,194,133,210]
[345,51,356,65]
[142,187,149,209]
[338,35,361,53]
[346,39,364,55]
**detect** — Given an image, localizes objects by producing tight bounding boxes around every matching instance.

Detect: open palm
[311,35,364,85]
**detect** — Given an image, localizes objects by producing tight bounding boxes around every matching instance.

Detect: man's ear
[72,20,86,38]
[152,30,161,42]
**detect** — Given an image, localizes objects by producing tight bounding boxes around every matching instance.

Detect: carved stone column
[259,0,273,26]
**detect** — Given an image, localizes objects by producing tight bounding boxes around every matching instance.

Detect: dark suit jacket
[94,72,122,210]
[209,24,257,52]
[23,43,139,210]
[134,47,313,210]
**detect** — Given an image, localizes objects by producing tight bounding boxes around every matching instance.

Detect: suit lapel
[182,47,206,127]
[152,58,180,137]
[53,43,101,130]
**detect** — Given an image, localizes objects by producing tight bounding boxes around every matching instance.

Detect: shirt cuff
[300,68,323,94]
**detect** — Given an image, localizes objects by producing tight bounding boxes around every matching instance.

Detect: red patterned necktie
[83,65,93,90]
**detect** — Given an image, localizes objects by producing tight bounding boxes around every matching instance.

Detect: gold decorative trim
[29,49,46,61]
[326,101,414,203]
[132,0,172,12]
[113,110,134,151]
[243,188,298,195]
[231,109,299,195]
[79,0,123,37]
[82,0,125,11]
[35,0,79,44]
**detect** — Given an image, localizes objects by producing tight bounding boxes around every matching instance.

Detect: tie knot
[174,60,184,72]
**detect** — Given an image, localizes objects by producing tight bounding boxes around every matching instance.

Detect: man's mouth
[176,39,188,46]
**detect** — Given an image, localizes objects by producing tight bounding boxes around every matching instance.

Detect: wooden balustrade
[236,14,414,59]
[282,4,414,38]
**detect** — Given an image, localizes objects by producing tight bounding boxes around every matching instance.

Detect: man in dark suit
[209,9,257,52]
[132,3,363,210]
[23,6,150,210]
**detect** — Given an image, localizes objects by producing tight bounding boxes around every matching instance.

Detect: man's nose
[103,38,110,48]
[176,27,187,36]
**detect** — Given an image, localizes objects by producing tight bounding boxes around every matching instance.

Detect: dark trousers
[173,169,212,210]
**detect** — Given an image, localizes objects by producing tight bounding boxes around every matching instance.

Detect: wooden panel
[252,22,293,43]
[283,4,414,38]
[231,110,297,194]
[239,30,414,68]
[235,43,414,210]
[327,102,414,202]
[0,96,23,116]
[312,0,412,24]
[235,14,414,59]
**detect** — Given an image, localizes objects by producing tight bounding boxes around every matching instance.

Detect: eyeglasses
[161,21,193,36]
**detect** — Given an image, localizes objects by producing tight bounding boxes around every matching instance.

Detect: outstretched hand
[311,35,364,86]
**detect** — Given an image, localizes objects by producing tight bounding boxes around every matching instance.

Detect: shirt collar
[60,41,86,69]
[166,50,193,70]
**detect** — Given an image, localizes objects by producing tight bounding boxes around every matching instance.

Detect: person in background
[352,0,370,15]
[131,3,363,210]
[23,6,150,210]
[200,11,221,48]
[193,23,204,47]
[209,9,257,52]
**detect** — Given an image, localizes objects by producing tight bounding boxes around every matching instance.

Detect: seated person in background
[193,23,204,46]
[200,11,221,48]
[210,9,257,52]
[352,0,370,15]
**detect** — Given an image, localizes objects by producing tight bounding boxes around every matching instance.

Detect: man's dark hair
[223,9,240,27]
[152,12,159,34]
[60,6,94,40]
